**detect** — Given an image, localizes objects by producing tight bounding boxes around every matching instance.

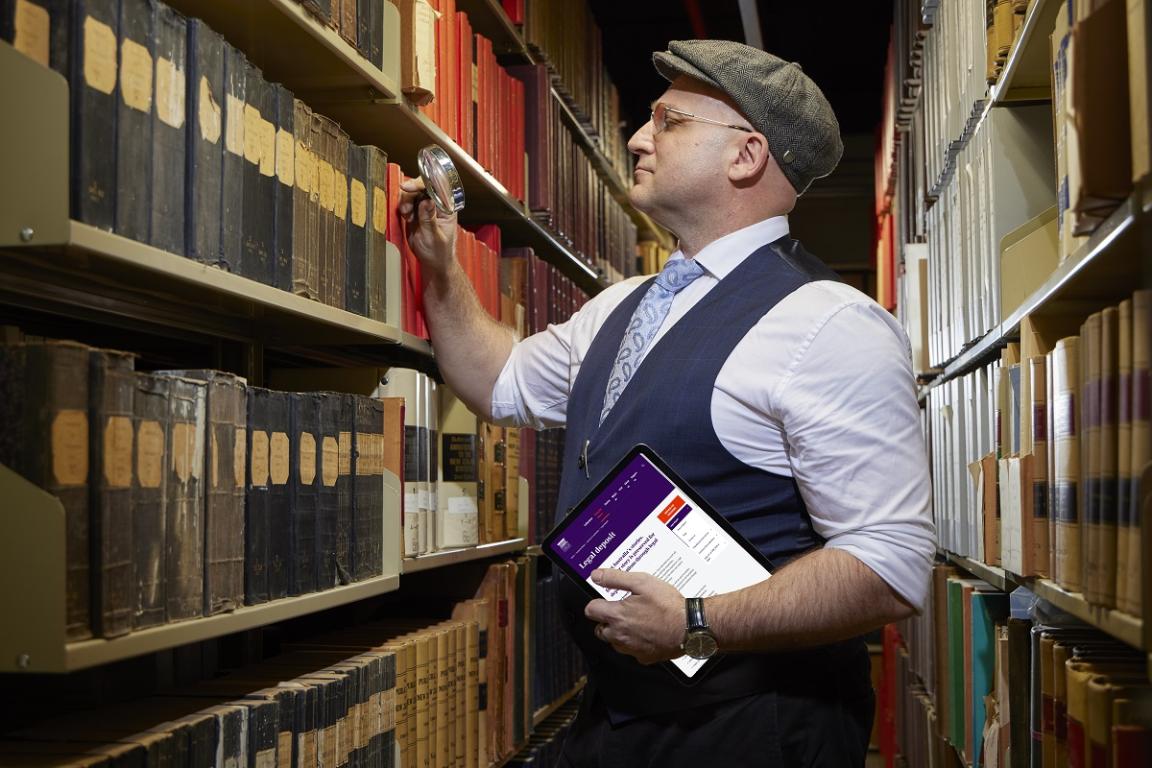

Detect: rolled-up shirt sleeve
[776,301,936,610]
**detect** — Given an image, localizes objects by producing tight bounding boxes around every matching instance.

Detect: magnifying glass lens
[417,145,465,215]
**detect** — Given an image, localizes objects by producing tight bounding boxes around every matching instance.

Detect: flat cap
[653,40,843,194]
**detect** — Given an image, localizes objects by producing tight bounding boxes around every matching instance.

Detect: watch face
[684,631,718,660]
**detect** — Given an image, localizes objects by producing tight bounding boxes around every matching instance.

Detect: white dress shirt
[491,216,937,609]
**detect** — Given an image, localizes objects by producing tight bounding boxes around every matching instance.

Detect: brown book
[1097,307,1120,608]
[89,349,135,638]
[292,98,319,300]
[365,144,389,323]
[452,598,487,767]
[0,341,93,640]
[1127,290,1151,618]
[1053,336,1082,592]
[132,373,168,629]
[338,0,357,46]
[1030,355,1050,577]
[332,126,350,311]
[1116,298,1134,612]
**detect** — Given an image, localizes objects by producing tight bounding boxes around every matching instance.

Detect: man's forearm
[708,548,914,652]
[421,258,515,419]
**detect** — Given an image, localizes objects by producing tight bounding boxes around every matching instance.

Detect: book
[114,0,151,245]
[149,2,186,256]
[1,0,70,74]
[70,0,118,231]
[1127,290,1151,618]
[240,60,273,284]
[132,372,167,629]
[88,348,135,638]
[316,392,341,590]
[158,374,206,622]
[220,42,246,274]
[438,385,479,549]
[185,18,224,266]
[291,97,318,299]
[1053,336,1082,592]
[345,143,369,317]
[364,144,390,324]
[1030,355,1050,577]
[0,341,93,640]
[352,395,384,580]
[1097,306,1120,608]
[245,387,273,604]
[331,126,350,310]
[335,393,355,583]
[290,392,321,596]
[1081,312,1102,603]
[266,389,291,601]
[273,82,295,293]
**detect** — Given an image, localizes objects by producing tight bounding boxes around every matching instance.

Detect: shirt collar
[668,215,790,280]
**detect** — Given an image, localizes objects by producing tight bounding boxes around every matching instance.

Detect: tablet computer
[541,444,774,685]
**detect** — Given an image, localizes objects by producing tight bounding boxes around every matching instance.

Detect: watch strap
[686,597,708,631]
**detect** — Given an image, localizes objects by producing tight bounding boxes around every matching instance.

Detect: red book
[386,162,423,336]
[443,0,457,142]
[500,0,523,25]
[456,13,473,158]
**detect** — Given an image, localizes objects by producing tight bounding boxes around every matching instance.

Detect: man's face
[626,76,752,226]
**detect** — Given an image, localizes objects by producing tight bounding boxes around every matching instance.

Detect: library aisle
[0,0,1148,766]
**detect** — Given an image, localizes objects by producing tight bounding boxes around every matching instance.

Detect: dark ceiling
[587,0,894,140]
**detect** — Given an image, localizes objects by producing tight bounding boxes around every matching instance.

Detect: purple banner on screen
[546,453,674,580]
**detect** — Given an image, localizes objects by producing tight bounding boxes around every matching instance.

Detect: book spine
[267,389,292,600]
[204,372,246,615]
[89,348,135,638]
[1054,336,1082,592]
[332,127,350,309]
[132,371,167,628]
[246,699,280,768]
[345,143,369,317]
[291,98,317,298]
[339,0,357,47]
[71,0,119,230]
[220,42,246,273]
[185,19,224,265]
[162,375,206,622]
[113,0,151,244]
[355,0,371,61]
[315,113,334,304]
[352,396,385,580]
[365,145,388,323]
[246,386,271,604]
[316,392,341,590]
[1,0,68,74]
[149,2,186,255]
[273,82,295,292]
[335,393,355,582]
[241,62,274,284]
[290,392,320,596]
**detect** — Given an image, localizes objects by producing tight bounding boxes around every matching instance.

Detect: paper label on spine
[51,410,88,486]
[120,39,153,112]
[269,432,289,485]
[350,179,367,227]
[372,185,388,235]
[198,76,222,143]
[276,128,295,186]
[295,140,312,193]
[443,498,479,546]
[250,431,269,486]
[211,432,220,487]
[333,169,348,220]
[234,428,246,487]
[300,432,317,485]
[172,421,195,483]
[339,431,352,475]
[253,748,275,768]
[244,104,263,165]
[83,16,117,95]
[13,0,50,66]
[156,57,186,128]
[102,415,134,488]
[414,0,438,89]
[225,95,245,156]
[137,420,164,488]
[318,160,335,211]
[322,436,339,486]
[277,734,292,768]
[258,117,276,176]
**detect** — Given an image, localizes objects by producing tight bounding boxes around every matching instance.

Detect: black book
[331,127,350,309]
[316,392,341,590]
[132,372,168,630]
[301,0,331,24]
[1,0,70,74]
[365,144,388,323]
[159,374,206,622]
[245,386,272,605]
[267,388,292,600]
[0,341,92,640]
[185,19,224,265]
[290,392,321,597]
[291,98,318,299]
[334,394,355,584]
[168,369,246,615]
[352,395,384,581]
[89,348,135,638]
[243,698,280,768]
[220,42,246,274]
[240,62,274,284]
[149,3,186,255]
[70,0,118,230]
[113,0,151,244]
[204,704,247,768]
[380,650,397,768]
[366,0,383,69]
[313,112,332,304]
[326,659,369,766]
[251,687,298,766]
[345,143,369,317]
[273,82,295,292]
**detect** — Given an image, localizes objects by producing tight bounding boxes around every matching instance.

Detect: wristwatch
[681,597,719,660]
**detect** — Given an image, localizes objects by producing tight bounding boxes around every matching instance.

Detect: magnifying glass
[417,145,465,215]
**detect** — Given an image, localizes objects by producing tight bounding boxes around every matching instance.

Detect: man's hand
[399,177,457,277]
[583,569,686,665]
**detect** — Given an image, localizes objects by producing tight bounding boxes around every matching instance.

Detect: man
[401,40,935,767]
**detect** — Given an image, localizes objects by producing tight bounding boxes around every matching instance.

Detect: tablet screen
[542,445,772,680]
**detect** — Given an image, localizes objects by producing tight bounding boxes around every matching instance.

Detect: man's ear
[729,132,771,183]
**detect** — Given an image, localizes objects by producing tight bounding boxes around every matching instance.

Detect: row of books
[294,0,389,71]
[927,289,1151,617]
[986,0,1030,84]
[886,564,1152,767]
[507,700,578,768]
[511,62,640,282]
[0,339,396,641]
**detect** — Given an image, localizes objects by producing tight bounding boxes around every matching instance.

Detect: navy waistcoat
[555,236,865,718]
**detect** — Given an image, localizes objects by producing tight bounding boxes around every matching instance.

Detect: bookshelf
[991,0,1062,104]
[401,537,528,573]
[532,677,586,727]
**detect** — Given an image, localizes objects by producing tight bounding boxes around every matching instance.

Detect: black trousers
[558,668,875,768]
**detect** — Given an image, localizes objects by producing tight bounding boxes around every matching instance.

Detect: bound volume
[149,3,186,255]
[133,373,168,629]
[186,19,224,265]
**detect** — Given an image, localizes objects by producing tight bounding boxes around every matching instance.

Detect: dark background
[587,0,895,292]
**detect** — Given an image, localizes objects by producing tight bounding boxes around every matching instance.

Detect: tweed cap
[653,39,843,194]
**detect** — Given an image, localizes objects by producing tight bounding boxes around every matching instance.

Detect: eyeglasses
[650,102,754,135]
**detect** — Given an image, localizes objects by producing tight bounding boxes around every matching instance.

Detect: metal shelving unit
[991,0,1062,105]
[402,538,528,574]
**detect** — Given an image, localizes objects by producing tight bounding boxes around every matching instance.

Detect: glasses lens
[652,103,666,133]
